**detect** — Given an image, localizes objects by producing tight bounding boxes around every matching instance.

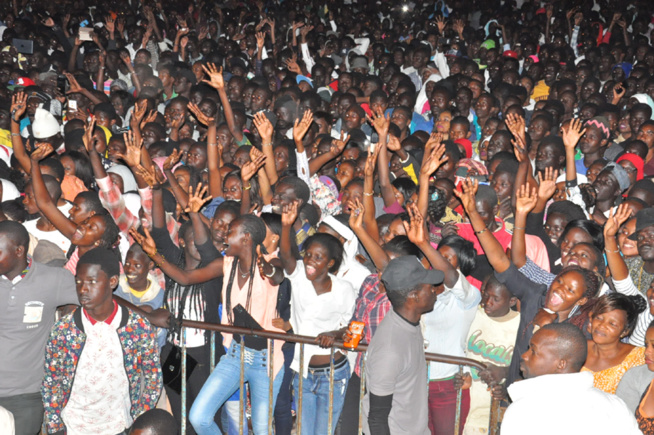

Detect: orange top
[581,346,645,394]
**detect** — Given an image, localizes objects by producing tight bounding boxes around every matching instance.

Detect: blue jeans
[189,341,283,435]
[222,399,248,435]
[293,358,350,435]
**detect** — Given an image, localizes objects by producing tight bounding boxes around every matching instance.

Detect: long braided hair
[164,220,208,341]
[225,215,268,325]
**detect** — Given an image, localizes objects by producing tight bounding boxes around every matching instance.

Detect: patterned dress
[581,346,646,394]
[636,381,654,434]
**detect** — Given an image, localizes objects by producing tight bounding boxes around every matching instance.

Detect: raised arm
[9,92,32,173]
[202,63,244,143]
[189,102,222,198]
[417,136,447,218]
[510,183,538,268]
[308,132,349,176]
[184,184,213,246]
[279,200,300,275]
[368,108,396,207]
[253,111,279,185]
[240,153,266,215]
[130,227,223,285]
[349,198,389,271]
[362,146,382,242]
[404,203,459,287]
[562,118,586,183]
[30,144,77,239]
[453,178,511,273]
[133,164,166,229]
[604,204,632,281]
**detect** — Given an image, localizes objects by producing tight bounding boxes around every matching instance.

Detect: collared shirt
[83,300,119,326]
[60,306,132,435]
[4,256,32,285]
[349,274,391,376]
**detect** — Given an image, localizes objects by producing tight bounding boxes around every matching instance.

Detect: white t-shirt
[287,260,357,376]
[23,219,71,254]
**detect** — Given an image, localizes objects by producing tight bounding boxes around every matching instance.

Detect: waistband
[308,356,348,374]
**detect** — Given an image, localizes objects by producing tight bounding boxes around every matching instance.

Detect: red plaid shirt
[96,176,179,289]
[350,274,391,376]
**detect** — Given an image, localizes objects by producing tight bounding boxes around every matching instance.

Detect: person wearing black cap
[42,248,162,435]
[362,255,443,435]
[625,208,654,295]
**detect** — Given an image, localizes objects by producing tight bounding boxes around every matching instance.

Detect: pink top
[221,255,285,377]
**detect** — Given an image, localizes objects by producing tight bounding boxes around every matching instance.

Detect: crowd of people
[2,0,654,434]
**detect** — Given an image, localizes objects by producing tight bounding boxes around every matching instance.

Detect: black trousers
[0,392,43,435]
[335,372,362,435]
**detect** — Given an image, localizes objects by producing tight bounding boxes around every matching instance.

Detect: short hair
[438,235,477,276]
[129,409,179,435]
[443,140,463,165]
[42,175,62,203]
[0,220,29,250]
[546,200,586,223]
[559,219,604,251]
[40,157,65,181]
[303,233,343,273]
[451,116,470,131]
[391,178,417,203]
[213,200,241,220]
[77,247,121,278]
[382,235,422,258]
[277,176,311,205]
[591,293,647,337]
[539,323,588,372]
[75,191,105,215]
[475,184,498,207]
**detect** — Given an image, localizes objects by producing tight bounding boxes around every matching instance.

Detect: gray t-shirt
[616,364,654,414]
[363,309,430,435]
[0,261,77,397]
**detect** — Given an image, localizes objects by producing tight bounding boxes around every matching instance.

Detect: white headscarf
[414,74,442,116]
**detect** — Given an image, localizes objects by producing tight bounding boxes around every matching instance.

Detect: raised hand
[330,131,350,156]
[424,132,443,156]
[30,143,54,161]
[515,183,538,216]
[141,110,158,130]
[184,183,212,213]
[134,164,164,188]
[201,63,225,90]
[255,31,265,50]
[453,178,478,214]
[348,198,365,230]
[10,91,27,120]
[293,110,314,144]
[105,15,115,34]
[285,55,302,75]
[366,107,390,138]
[505,112,526,144]
[364,145,382,179]
[403,203,428,246]
[163,149,183,172]
[612,83,625,103]
[120,51,132,66]
[129,227,157,257]
[64,73,83,95]
[435,16,446,34]
[562,118,586,150]
[537,167,558,201]
[82,118,97,153]
[242,153,266,182]
[131,99,148,127]
[256,245,276,280]
[115,130,143,168]
[387,135,402,152]
[281,200,300,227]
[604,203,632,238]
[186,102,213,126]
[420,143,448,178]
[253,111,274,142]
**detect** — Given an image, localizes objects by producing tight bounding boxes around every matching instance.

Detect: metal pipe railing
[178,319,500,435]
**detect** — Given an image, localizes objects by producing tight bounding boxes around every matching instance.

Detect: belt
[308,356,347,374]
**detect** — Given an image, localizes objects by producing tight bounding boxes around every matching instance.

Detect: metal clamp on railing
[176,320,501,435]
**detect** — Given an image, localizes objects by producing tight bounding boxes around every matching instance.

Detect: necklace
[238,263,249,279]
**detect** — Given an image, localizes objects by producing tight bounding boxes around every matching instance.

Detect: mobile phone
[12,38,34,55]
[57,75,67,95]
[79,28,94,41]
[80,19,89,28]
[68,100,78,112]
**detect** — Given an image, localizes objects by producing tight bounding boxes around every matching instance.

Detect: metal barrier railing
[177,320,501,435]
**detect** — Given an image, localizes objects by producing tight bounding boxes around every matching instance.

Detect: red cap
[14,77,36,87]
[503,50,518,59]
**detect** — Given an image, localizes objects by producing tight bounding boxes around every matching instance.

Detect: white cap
[32,108,60,139]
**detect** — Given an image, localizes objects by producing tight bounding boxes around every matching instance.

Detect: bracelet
[475,227,488,235]
[261,142,272,147]
[363,191,373,196]
[605,248,621,254]
[513,226,525,231]
[11,133,20,137]
[11,117,20,123]
[399,154,410,164]
[243,183,252,190]
[264,265,277,278]
[565,179,578,188]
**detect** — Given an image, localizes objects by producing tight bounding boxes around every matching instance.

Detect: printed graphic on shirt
[467,329,514,379]
[23,301,44,325]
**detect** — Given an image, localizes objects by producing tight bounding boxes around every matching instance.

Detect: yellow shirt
[581,346,645,394]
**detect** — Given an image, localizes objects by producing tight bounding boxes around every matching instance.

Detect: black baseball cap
[629,208,654,240]
[381,256,444,291]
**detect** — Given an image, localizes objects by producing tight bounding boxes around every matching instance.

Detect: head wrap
[617,153,644,181]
